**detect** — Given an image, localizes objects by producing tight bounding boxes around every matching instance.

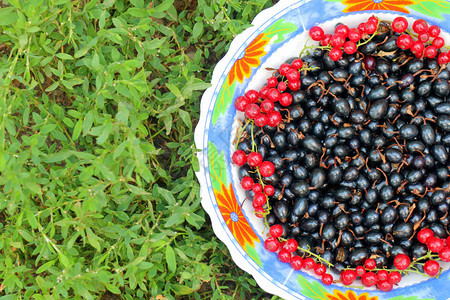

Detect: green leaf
[165,245,176,273]
[56,53,74,60]
[83,110,95,134]
[72,119,82,140]
[297,274,329,300]
[74,37,98,58]
[0,7,18,26]
[105,283,121,294]
[178,109,192,130]
[86,227,102,251]
[171,284,197,295]
[192,22,203,39]
[156,186,176,204]
[186,213,204,229]
[153,0,174,12]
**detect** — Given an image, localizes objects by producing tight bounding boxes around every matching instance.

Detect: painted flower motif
[227,33,270,85]
[326,290,378,300]
[214,183,259,250]
[341,0,415,13]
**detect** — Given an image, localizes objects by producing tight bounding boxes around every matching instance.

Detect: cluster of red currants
[309,15,380,61]
[265,224,334,285]
[392,17,449,63]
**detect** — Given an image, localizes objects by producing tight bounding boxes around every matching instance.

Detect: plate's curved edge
[194,1,306,299]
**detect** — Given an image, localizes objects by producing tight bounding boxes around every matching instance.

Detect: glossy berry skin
[288,80,300,91]
[377,281,393,292]
[411,41,425,55]
[267,111,282,127]
[279,93,293,107]
[254,206,265,218]
[392,17,408,33]
[264,237,279,252]
[397,34,413,49]
[413,19,428,34]
[427,237,445,253]
[241,176,254,190]
[269,224,283,238]
[348,28,362,42]
[232,150,247,166]
[418,33,429,43]
[291,59,303,69]
[267,77,278,88]
[424,46,438,58]
[252,192,267,208]
[278,63,292,76]
[254,114,268,127]
[263,184,275,196]
[433,37,445,48]
[329,48,343,61]
[290,256,303,270]
[261,99,274,113]
[361,272,378,287]
[321,34,331,46]
[267,88,281,102]
[417,228,434,244]
[284,239,298,252]
[364,21,377,34]
[394,254,411,270]
[365,258,376,270]
[245,103,260,119]
[277,81,287,92]
[245,90,259,103]
[437,52,450,65]
[278,249,292,263]
[377,270,389,282]
[303,257,316,270]
[388,271,402,284]
[314,263,327,276]
[358,22,366,33]
[309,26,325,41]
[330,33,346,48]
[322,274,333,285]
[424,260,440,276]
[428,25,441,37]
[252,183,263,193]
[247,152,263,167]
[341,270,357,285]
[235,96,249,112]
[259,161,275,177]
[344,41,357,54]
[335,24,349,37]
[439,247,450,262]
[355,266,366,277]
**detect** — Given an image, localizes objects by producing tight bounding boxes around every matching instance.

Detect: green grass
[0,0,281,299]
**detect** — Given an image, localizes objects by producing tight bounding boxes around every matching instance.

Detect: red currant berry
[291,59,303,69]
[254,206,265,218]
[245,103,260,119]
[260,161,275,177]
[427,236,445,253]
[259,86,270,99]
[397,34,413,49]
[377,270,389,282]
[252,192,267,208]
[433,36,445,48]
[437,52,450,65]
[335,24,349,38]
[424,46,438,58]
[263,184,275,196]
[269,224,283,238]
[329,48,343,61]
[365,258,377,270]
[417,228,434,244]
[424,260,440,276]
[340,270,357,285]
[267,87,281,102]
[411,41,425,55]
[388,271,402,285]
[358,22,366,33]
[267,111,282,127]
[278,249,291,263]
[287,80,301,91]
[254,113,268,127]
[392,17,408,33]
[428,25,441,37]
[241,176,254,190]
[260,99,274,113]
[368,15,379,24]
[348,28,362,42]
[277,81,287,92]
[394,254,411,270]
[286,69,300,82]
[447,236,450,245]
[264,237,279,252]
[279,93,293,107]
[309,26,325,41]
[361,272,378,287]
[343,41,357,54]
[290,256,303,270]
[439,247,450,262]
[303,258,316,270]
[364,21,377,34]
[330,33,346,48]
[235,96,249,112]
[232,150,247,166]
[413,19,428,34]
[267,76,278,88]
[279,241,286,249]
[245,89,259,103]
[322,274,333,285]
[418,33,429,43]
[252,183,262,193]
[278,63,292,76]
[314,263,327,276]
[321,34,332,46]
[377,280,393,292]
[355,266,366,277]
[284,239,298,252]
[247,152,262,167]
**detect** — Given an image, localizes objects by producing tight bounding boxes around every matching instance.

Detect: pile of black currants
[232,16,450,291]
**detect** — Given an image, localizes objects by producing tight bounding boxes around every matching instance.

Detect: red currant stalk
[234,119,252,150]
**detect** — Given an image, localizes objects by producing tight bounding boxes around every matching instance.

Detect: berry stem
[279,237,335,268]
[235,119,252,150]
